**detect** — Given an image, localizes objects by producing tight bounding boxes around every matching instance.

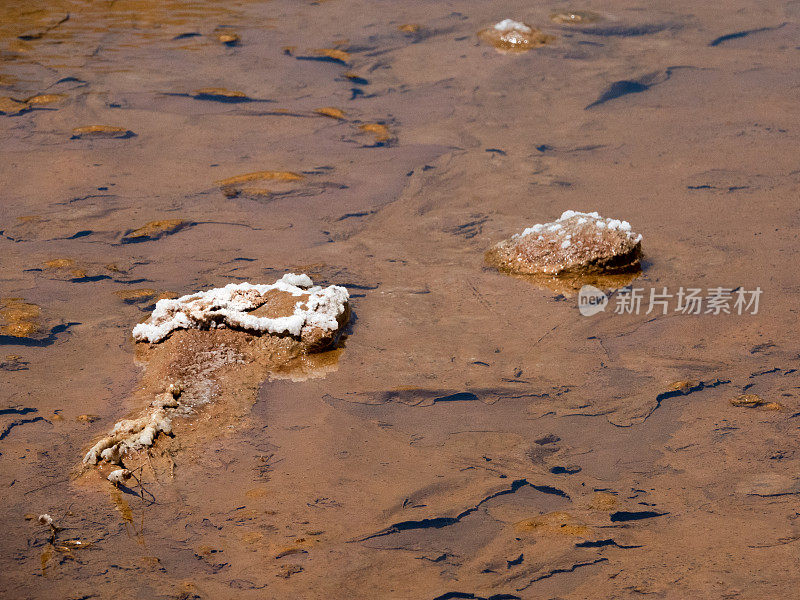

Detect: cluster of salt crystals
[493,19,532,34]
[518,210,643,243]
[132,273,349,344]
[83,392,177,465]
[492,19,534,46]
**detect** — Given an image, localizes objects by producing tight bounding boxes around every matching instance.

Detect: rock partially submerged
[478,19,555,52]
[107,469,133,486]
[83,274,350,470]
[132,273,349,345]
[488,210,643,282]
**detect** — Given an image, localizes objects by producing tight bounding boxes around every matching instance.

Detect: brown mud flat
[2,0,800,599]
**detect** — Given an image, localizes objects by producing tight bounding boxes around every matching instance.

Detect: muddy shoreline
[2,0,800,598]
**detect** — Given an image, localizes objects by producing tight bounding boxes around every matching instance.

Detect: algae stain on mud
[216,170,306,198]
[109,488,134,524]
[0,298,41,338]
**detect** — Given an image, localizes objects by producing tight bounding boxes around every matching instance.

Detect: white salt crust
[519,210,642,243]
[493,19,532,33]
[83,393,177,465]
[107,469,132,485]
[132,273,349,344]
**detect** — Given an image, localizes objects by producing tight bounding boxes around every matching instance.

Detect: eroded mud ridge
[83,274,349,470]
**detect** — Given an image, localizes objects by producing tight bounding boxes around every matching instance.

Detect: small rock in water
[487,210,643,279]
[71,125,133,139]
[478,19,555,52]
[729,394,764,407]
[314,48,351,63]
[515,511,590,536]
[43,257,130,281]
[667,379,702,393]
[76,414,100,423]
[107,469,133,485]
[277,564,304,578]
[114,288,157,304]
[214,30,240,46]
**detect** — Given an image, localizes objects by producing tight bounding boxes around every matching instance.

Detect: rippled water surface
[2,1,800,598]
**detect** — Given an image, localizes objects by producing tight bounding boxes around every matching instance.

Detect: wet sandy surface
[2,0,800,598]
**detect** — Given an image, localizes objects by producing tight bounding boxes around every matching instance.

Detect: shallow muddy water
[2,0,800,598]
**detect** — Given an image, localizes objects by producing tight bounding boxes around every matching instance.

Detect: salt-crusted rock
[38,514,54,527]
[488,210,643,277]
[477,19,555,52]
[83,274,350,468]
[132,273,349,344]
[107,469,133,485]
